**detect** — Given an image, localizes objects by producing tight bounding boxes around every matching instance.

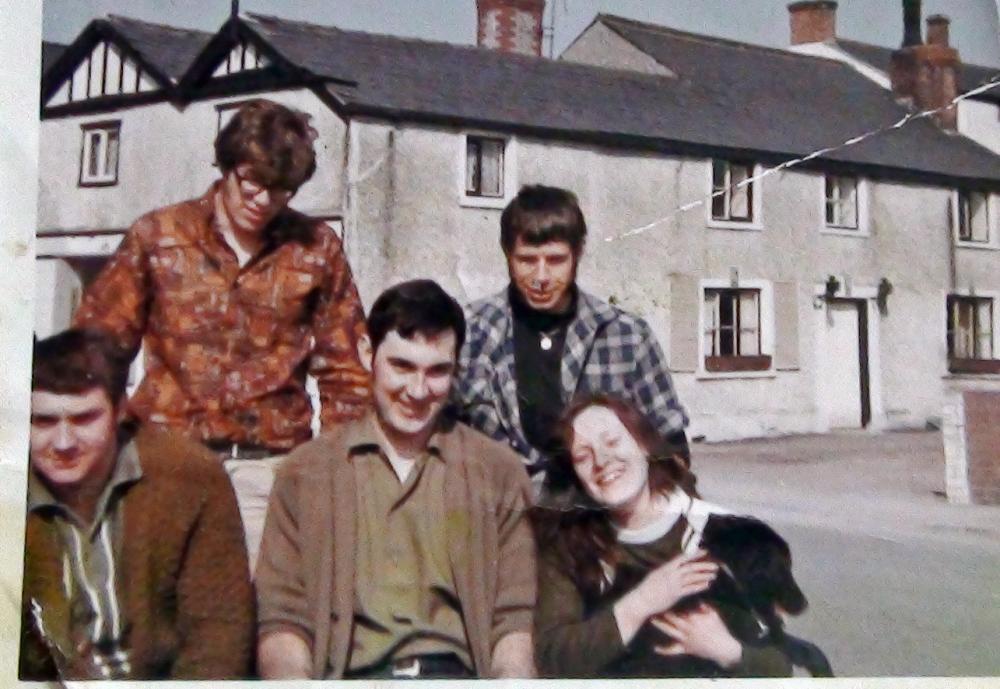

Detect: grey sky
[42,0,1000,68]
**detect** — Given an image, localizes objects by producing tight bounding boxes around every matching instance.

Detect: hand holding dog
[613,550,718,645]
[651,603,743,668]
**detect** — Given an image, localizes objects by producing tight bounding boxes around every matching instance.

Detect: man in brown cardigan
[20,330,254,680]
[256,280,537,679]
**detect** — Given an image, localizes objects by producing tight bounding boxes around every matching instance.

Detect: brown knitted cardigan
[19,426,255,680]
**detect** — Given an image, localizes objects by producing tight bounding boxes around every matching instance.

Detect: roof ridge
[596,12,831,62]
[245,12,697,85]
[247,12,473,50]
[246,12,565,63]
[106,14,212,37]
[836,36,1000,72]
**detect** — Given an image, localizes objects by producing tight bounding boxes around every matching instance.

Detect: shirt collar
[508,283,578,333]
[28,440,144,522]
[200,180,309,253]
[345,410,449,464]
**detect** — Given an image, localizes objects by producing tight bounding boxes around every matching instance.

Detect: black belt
[344,653,473,679]
[204,440,282,460]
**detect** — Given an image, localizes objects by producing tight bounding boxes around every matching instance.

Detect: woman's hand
[636,550,719,615]
[651,603,743,668]
[613,550,718,645]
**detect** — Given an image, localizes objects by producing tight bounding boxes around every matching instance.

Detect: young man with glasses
[72,99,371,571]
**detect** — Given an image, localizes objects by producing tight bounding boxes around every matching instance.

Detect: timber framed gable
[42,24,171,117]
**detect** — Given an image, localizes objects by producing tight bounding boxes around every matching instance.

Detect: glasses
[233,167,294,204]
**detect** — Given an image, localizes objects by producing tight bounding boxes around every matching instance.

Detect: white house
[35,3,1000,441]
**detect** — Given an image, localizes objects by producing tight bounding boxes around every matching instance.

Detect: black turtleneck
[509,285,578,460]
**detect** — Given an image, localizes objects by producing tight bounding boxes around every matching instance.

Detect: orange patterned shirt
[74,184,371,450]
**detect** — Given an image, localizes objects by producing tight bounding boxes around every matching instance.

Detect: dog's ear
[700,515,809,616]
[769,545,808,615]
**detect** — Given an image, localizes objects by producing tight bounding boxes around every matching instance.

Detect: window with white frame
[465,136,505,198]
[79,121,120,186]
[703,288,772,373]
[947,295,993,360]
[956,190,990,243]
[711,159,755,223]
[825,174,859,229]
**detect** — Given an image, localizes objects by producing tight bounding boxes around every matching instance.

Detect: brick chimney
[788,1,838,44]
[477,0,545,56]
[889,1,959,130]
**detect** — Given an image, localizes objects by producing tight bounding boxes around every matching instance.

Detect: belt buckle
[392,657,421,678]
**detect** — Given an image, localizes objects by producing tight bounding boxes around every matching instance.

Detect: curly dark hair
[214,99,317,191]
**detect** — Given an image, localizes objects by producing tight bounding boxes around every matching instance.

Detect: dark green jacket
[535,553,793,678]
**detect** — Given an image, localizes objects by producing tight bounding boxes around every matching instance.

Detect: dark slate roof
[105,15,212,83]
[242,13,1000,186]
[41,41,67,76]
[838,38,1000,105]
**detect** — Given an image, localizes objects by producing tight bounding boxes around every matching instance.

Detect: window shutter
[773,280,799,370]
[976,299,993,358]
[669,273,699,372]
[739,290,760,356]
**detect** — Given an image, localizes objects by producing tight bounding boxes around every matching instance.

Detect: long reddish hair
[532,394,695,599]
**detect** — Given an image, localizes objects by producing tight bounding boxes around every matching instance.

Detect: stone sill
[948,359,1000,375]
[705,355,773,373]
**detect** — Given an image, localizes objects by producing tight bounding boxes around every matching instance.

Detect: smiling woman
[531,394,794,679]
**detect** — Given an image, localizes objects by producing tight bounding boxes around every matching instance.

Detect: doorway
[819,298,871,428]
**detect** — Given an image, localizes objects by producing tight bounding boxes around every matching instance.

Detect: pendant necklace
[540,327,559,351]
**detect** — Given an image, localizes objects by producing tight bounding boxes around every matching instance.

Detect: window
[825,175,858,229]
[79,121,120,186]
[703,288,771,371]
[948,295,993,359]
[711,160,755,223]
[956,190,990,243]
[465,136,505,198]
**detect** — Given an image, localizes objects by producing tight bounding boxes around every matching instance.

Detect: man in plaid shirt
[454,185,689,493]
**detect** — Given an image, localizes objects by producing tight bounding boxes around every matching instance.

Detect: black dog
[609,514,832,677]
[685,514,832,677]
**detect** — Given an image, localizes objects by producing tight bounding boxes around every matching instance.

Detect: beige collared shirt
[27,441,143,678]
[347,414,471,671]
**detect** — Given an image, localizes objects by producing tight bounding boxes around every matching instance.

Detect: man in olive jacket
[20,330,254,681]
[256,280,536,679]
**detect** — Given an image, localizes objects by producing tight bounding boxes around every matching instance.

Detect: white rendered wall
[957,99,1000,155]
[33,258,82,337]
[36,99,1000,442]
[343,117,995,440]
[37,88,347,234]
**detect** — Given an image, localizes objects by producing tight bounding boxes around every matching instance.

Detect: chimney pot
[787,1,838,45]
[902,0,922,46]
[926,14,950,47]
[476,0,546,57]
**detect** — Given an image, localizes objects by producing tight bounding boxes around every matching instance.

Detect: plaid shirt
[73,184,371,451]
[454,288,688,471]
